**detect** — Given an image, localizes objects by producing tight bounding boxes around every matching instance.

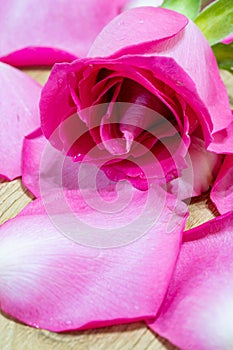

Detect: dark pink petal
[0,0,129,66]
[222,33,233,44]
[0,184,187,332]
[102,133,188,192]
[0,62,41,180]
[117,79,174,138]
[102,159,150,190]
[40,62,78,142]
[148,212,233,350]
[211,154,233,214]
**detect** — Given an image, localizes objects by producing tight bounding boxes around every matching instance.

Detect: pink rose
[40,7,232,197]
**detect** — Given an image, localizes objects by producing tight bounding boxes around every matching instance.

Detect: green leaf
[195,0,233,46]
[161,0,201,20]
[212,42,233,73]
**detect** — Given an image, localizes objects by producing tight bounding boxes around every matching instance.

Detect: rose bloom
[40,7,233,197]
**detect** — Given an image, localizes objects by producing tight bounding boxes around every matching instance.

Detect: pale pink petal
[0,184,187,332]
[0,0,129,66]
[0,62,41,180]
[148,212,233,350]
[88,7,188,58]
[211,154,233,214]
[22,129,46,197]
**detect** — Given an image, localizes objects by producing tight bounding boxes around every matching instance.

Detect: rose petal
[22,127,112,197]
[211,154,233,214]
[169,135,222,199]
[40,62,78,143]
[0,184,187,332]
[22,128,46,197]
[88,7,188,58]
[222,33,233,44]
[118,79,174,137]
[102,132,188,193]
[0,62,41,180]
[148,211,233,350]
[0,0,129,66]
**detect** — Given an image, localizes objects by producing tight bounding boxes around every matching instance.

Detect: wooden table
[0,68,232,350]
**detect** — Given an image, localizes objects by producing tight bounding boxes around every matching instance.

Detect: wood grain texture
[0,68,232,350]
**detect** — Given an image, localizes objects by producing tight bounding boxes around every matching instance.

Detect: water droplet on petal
[32,323,40,329]
[65,320,72,326]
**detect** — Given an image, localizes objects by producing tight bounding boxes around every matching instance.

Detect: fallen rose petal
[211,154,233,214]
[0,184,187,332]
[22,128,46,197]
[0,62,41,180]
[148,211,233,350]
[0,0,130,66]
